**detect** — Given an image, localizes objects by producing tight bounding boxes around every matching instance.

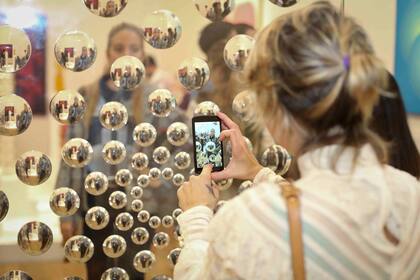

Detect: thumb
[201,164,213,178]
[211,169,229,181]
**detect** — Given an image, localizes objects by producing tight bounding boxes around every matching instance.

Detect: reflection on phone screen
[194,121,223,168]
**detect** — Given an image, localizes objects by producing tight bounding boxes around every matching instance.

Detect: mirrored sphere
[54,30,96,72]
[110,56,145,90]
[0,191,9,222]
[133,250,156,273]
[238,180,253,194]
[172,173,185,187]
[0,25,31,73]
[115,212,134,231]
[151,276,172,280]
[213,178,233,191]
[214,200,226,213]
[174,152,191,170]
[137,210,150,223]
[131,227,149,245]
[17,222,53,256]
[1,270,33,280]
[115,169,133,187]
[177,57,210,90]
[172,208,183,219]
[261,144,292,175]
[100,267,129,280]
[133,122,157,147]
[103,235,127,258]
[173,225,182,243]
[193,101,220,116]
[143,10,182,49]
[64,277,83,280]
[102,140,126,165]
[148,216,161,229]
[0,94,32,136]
[130,186,143,199]
[50,90,86,124]
[62,138,93,168]
[232,90,256,123]
[84,171,109,196]
[131,152,149,171]
[108,191,127,210]
[167,247,181,267]
[193,0,234,21]
[268,0,298,7]
[153,232,170,248]
[162,215,174,228]
[131,199,144,212]
[137,175,150,188]
[99,101,128,130]
[224,34,255,71]
[85,206,110,230]
[148,89,176,117]
[15,150,52,185]
[166,122,189,146]
[83,0,127,17]
[161,167,174,180]
[148,167,161,181]
[64,235,94,262]
[226,136,253,158]
[152,146,171,165]
[49,187,80,217]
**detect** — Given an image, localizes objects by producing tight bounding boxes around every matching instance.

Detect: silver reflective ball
[100,267,129,280]
[162,215,174,228]
[84,171,109,196]
[147,89,176,117]
[115,169,133,187]
[133,123,157,147]
[137,175,151,188]
[49,187,80,217]
[85,206,110,230]
[17,222,53,256]
[172,208,183,219]
[0,94,32,136]
[193,0,234,21]
[83,0,127,17]
[0,191,9,222]
[131,199,144,212]
[108,191,127,210]
[232,90,256,123]
[1,270,33,280]
[174,152,191,170]
[238,180,253,194]
[152,146,171,165]
[167,247,181,267]
[193,101,220,116]
[153,232,170,248]
[110,55,145,90]
[166,122,190,146]
[64,235,94,263]
[15,150,52,185]
[213,178,233,191]
[149,167,161,181]
[102,140,127,165]
[115,212,134,231]
[177,57,210,90]
[161,167,174,180]
[268,0,298,7]
[148,216,161,229]
[0,25,32,73]
[49,90,86,125]
[137,210,151,223]
[172,173,185,187]
[99,102,128,130]
[130,186,143,199]
[131,227,149,245]
[143,10,182,49]
[131,152,149,171]
[54,31,96,72]
[224,34,255,71]
[133,250,156,273]
[62,138,93,168]
[102,235,127,258]
[261,144,292,175]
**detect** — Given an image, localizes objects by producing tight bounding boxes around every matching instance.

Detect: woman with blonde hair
[174,1,420,279]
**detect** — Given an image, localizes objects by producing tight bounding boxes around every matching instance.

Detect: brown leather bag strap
[279,182,306,280]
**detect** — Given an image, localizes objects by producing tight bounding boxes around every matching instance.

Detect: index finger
[217,112,239,130]
[200,164,213,178]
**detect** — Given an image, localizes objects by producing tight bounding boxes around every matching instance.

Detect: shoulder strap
[279,182,306,280]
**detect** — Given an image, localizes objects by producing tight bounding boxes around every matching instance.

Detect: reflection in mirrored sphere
[100,267,129,280]
[224,34,255,71]
[149,168,161,181]
[194,0,234,21]
[137,210,150,223]
[167,247,181,267]
[85,206,110,230]
[261,144,292,175]
[162,215,174,228]
[131,153,149,171]
[50,90,86,125]
[133,122,157,147]
[172,208,183,219]
[133,250,156,273]
[99,102,128,130]
[268,0,298,7]
[131,199,144,212]
[84,171,108,196]
[143,10,182,49]
[153,232,170,248]
[238,180,253,194]
[115,169,133,187]
[115,212,134,231]
[54,31,96,72]
[213,178,233,191]
[62,138,93,168]
[15,150,52,185]
[1,270,33,280]
[131,227,149,245]
[102,140,126,165]
[174,152,191,170]
[17,222,53,256]
[108,191,127,210]
[153,146,171,165]
[194,101,220,116]
[130,186,143,199]
[83,0,127,17]
[148,216,161,229]
[173,225,182,243]
[49,187,80,217]
[137,175,150,188]
[111,56,145,90]
[161,167,174,180]
[148,89,176,117]
[166,122,189,146]
[232,90,256,123]
[177,57,210,90]
[0,25,31,73]
[214,200,226,213]
[103,235,127,258]
[172,173,185,187]
[64,235,94,263]
[0,191,9,222]
[0,94,32,136]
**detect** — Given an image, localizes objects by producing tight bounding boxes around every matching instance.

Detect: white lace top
[174,145,420,280]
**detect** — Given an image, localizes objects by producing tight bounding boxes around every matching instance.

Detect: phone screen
[193,117,224,172]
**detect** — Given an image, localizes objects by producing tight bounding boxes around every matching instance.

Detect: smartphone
[192,115,224,173]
